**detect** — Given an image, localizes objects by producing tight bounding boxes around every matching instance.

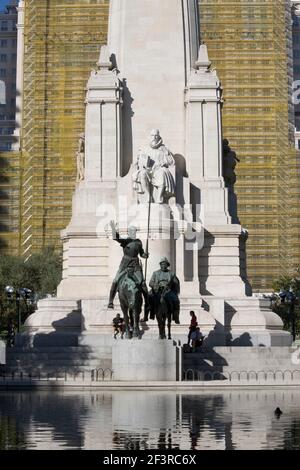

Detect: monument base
[112,340,181,381]
[21,293,292,348]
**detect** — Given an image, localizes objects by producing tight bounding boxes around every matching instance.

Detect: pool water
[0,389,300,450]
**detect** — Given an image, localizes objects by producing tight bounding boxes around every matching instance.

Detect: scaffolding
[0,150,21,253]
[199,0,300,291]
[20,0,109,258]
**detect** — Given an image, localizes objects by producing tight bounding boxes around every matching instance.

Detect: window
[4,127,14,135]
[12,39,17,47]
[0,142,12,151]
[0,54,7,62]
[1,21,8,32]
[0,69,6,78]
[0,40,7,47]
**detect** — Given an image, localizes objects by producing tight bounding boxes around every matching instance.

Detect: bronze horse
[117,268,143,339]
[149,284,180,340]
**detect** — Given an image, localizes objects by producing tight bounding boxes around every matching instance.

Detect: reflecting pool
[1,390,300,450]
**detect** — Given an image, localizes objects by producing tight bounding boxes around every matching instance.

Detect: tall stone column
[107,0,200,171]
[85,46,122,182]
[57,47,123,299]
[185,44,249,297]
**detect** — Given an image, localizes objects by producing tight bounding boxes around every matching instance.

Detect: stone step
[183,347,297,354]
[7,352,105,360]
[7,346,93,353]
[3,361,112,373]
[183,358,300,366]
[183,356,292,365]
[1,367,112,377]
[6,361,107,368]
[184,365,298,371]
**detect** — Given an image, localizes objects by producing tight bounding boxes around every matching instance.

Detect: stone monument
[23,0,290,348]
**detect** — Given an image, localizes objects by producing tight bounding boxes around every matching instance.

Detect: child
[112,314,124,339]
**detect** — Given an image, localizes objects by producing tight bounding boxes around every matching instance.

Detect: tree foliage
[0,247,62,335]
[271,273,300,338]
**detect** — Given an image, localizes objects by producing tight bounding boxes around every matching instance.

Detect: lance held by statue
[107,221,150,316]
[149,257,180,340]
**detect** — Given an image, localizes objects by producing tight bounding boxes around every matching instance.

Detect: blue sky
[0,0,16,12]
[0,0,8,11]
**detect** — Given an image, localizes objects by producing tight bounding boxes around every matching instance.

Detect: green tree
[22,247,62,298]
[272,273,300,338]
[0,248,62,335]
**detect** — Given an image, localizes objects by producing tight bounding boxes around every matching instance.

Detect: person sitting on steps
[190,327,204,352]
[112,313,124,339]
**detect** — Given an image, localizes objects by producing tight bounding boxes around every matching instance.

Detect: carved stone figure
[108,221,149,310]
[132,129,176,204]
[76,133,85,183]
[223,139,240,187]
[149,257,180,339]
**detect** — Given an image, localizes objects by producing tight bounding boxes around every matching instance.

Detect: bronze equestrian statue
[149,257,180,340]
[108,221,149,337]
[117,266,144,338]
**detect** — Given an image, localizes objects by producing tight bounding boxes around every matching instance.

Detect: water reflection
[0,390,300,450]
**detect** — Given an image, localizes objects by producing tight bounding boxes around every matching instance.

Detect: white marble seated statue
[132,129,176,204]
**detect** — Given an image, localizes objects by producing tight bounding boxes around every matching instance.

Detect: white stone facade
[23,0,291,348]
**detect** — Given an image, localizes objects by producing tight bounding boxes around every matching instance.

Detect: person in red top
[188,311,198,346]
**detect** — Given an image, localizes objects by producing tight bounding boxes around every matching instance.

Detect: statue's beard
[150,137,162,149]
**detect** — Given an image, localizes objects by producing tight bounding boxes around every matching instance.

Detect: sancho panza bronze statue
[108,221,149,310]
[149,257,180,324]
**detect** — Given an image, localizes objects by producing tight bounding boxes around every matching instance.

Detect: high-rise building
[292,1,300,147]
[0,0,18,253]
[0,0,17,152]
[199,0,300,290]
[0,0,298,292]
[18,0,109,258]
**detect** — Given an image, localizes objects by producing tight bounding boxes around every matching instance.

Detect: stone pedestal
[112,340,180,381]
[199,226,251,297]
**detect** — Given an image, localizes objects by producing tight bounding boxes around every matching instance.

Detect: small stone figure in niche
[223,138,240,188]
[76,133,85,183]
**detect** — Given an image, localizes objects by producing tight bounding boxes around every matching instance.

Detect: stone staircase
[2,343,300,383]
[2,344,113,377]
[182,346,300,381]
